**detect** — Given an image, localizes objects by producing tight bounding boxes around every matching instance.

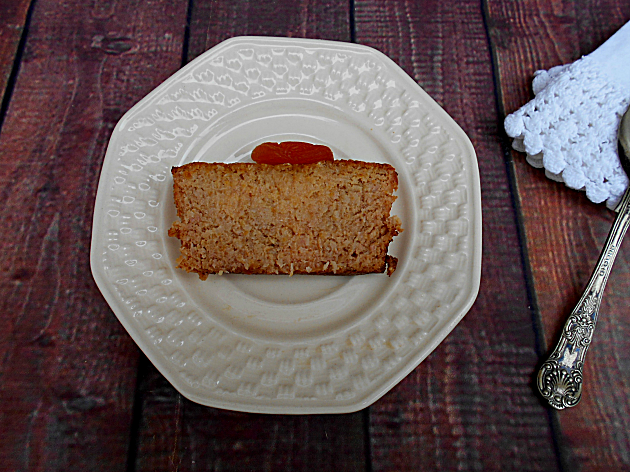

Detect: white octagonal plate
[91,37,482,414]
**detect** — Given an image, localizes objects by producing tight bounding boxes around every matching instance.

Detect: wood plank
[488,0,630,470]
[131,345,366,466]
[125,359,185,472]
[0,0,32,108]
[354,0,560,470]
[131,1,368,471]
[133,360,369,472]
[0,0,189,470]
[180,393,367,471]
[186,0,352,62]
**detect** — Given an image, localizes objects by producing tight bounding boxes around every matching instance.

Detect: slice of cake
[168,160,402,279]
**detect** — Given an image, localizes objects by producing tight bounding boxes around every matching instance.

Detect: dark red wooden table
[1,1,629,470]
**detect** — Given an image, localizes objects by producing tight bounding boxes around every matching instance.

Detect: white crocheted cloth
[504,22,630,210]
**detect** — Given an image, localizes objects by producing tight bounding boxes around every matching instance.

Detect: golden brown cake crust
[169,160,402,279]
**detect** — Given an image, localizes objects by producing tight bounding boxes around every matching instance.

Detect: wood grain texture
[186,0,352,62]
[130,1,368,471]
[129,359,186,472]
[133,361,368,472]
[0,0,32,107]
[355,0,560,470]
[0,0,189,470]
[489,1,630,470]
[178,407,366,471]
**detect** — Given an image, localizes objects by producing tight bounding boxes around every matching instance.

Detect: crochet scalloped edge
[505,55,630,210]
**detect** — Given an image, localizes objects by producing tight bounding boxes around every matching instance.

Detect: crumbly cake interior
[168,160,402,279]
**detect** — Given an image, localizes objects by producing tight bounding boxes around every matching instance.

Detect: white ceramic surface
[90,37,482,414]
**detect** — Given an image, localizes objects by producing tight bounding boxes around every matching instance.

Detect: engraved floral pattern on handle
[537,295,597,409]
[537,187,630,409]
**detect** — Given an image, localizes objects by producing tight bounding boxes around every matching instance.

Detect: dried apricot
[252,141,334,164]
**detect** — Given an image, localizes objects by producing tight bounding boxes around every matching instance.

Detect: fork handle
[537,189,630,409]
